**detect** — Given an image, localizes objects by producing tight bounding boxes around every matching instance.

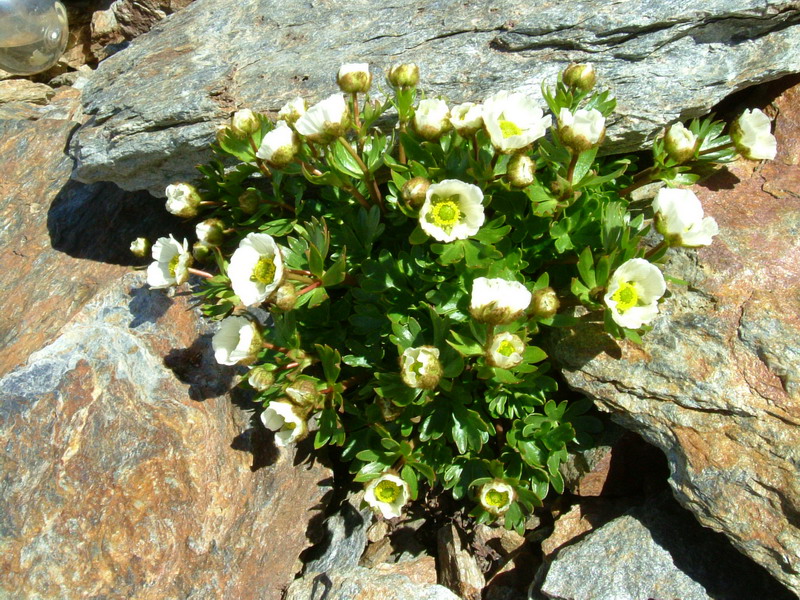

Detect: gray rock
[285,565,461,600]
[304,491,374,574]
[536,496,796,600]
[438,524,485,600]
[69,0,800,195]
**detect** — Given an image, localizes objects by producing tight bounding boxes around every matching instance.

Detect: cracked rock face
[548,82,800,593]
[69,0,800,195]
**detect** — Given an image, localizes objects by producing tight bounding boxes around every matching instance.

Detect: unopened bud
[449,102,483,137]
[256,121,299,169]
[248,365,275,392]
[506,154,536,188]
[413,98,450,141]
[337,63,372,94]
[192,241,213,263]
[238,189,261,215]
[664,123,697,164]
[285,378,320,408]
[562,63,596,92]
[274,283,298,311]
[376,396,403,422]
[530,287,560,319]
[387,63,420,88]
[559,108,605,153]
[130,237,150,258]
[277,97,307,126]
[196,218,225,246]
[401,176,430,209]
[165,183,201,218]
[230,109,261,137]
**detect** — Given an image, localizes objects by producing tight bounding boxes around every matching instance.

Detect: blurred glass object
[0,0,68,75]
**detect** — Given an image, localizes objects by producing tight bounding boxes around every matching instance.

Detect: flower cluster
[140,62,775,531]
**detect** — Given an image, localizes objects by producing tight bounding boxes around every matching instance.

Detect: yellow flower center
[485,489,509,507]
[428,195,462,233]
[612,281,639,313]
[375,479,401,503]
[497,340,516,357]
[252,256,276,284]
[499,120,523,138]
[168,253,180,277]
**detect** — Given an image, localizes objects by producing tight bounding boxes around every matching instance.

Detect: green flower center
[168,253,180,277]
[612,281,639,313]
[497,340,516,357]
[499,120,523,138]
[251,256,277,284]
[428,194,462,233]
[485,489,509,507]
[375,479,401,503]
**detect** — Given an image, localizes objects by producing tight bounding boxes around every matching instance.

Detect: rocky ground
[1,1,799,599]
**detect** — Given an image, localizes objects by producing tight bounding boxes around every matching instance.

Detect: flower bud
[337,63,372,94]
[256,120,300,168]
[449,102,483,137]
[530,287,560,319]
[274,283,298,311]
[664,123,697,164]
[230,109,261,137]
[387,63,419,88]
[165,183,201,218]
[192,241,213,263]
[285,378,320,408]
[238,189,261,215]
[248,365,275,392]
[277,97,307,126]
[486,332,525,369]
[196,218,225,246]
[562,63,596,92]
[401,176,430,210]
[129,237,150,258]
[559,108,605,153]
[215,123,229,145]
[506,154,536,188]
[400,346,442,390]
[730,108,777,161]
[413,98,450,141]
[376,396,403,422]
[470,277,532,325]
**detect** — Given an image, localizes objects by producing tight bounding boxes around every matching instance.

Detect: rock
[437,524,485,600]
[303,490,373,574]
[540,499,629,559]
[373,555,439,586]
[68,0,800,195]
[548,80,800,592]
[285,565,461,600]
[0,79,55,105]
[0,271,332,599]
[474,524,527,556]
[112,0,196,39]
[536,495,796,600]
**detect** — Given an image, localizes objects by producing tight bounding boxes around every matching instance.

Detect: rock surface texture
[69,0,800,194]
[549,81,800,593]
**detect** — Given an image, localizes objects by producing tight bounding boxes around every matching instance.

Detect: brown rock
[437,524,485,600]
[540,499,627,558]
[0,79,55,105]
[113,0,195,39]
[549,80,800,592]
[374,555,439,586]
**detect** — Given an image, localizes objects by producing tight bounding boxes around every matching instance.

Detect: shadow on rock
[163,333,235,401]
[47,178,192,266]
[128,283,174,328]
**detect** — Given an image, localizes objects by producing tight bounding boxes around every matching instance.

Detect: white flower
[449,102,483,136]
[295,93,349,143]
[146,235,192,289]
[256,120,299,168]
[400,346,442,389]
[195,218,224,246]
[261,400,308,447]
[604,258,666,329]
[230,108,260,136]
[487,332,525,369]
[228,233,285,306]
[559,107,605,152]
[413,98,450,141]
[479,480,516,515]
[470,277,532,325]
[212,316,262,366]
[731,108,777,160]
[165,183,201,218]
[419,179,485,243]
[652,188,718,247]
[664,123,697,164]
[337,63,372,93]
[277,97,307,126]
[483,90,551,153]
[364,473,410,519]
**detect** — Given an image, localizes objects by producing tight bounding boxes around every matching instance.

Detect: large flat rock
[548,81,800,593]
[69,0,800,195]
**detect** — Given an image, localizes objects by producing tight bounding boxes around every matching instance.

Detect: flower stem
[287,272,314,284]
[645,240,669,260]
[566,151,580,184]
[298,281,322,296]
[262,340,292,355]
[188,267,214,279]
[351,92,362,130]
[699,141,735,155]
[338,136,385,211]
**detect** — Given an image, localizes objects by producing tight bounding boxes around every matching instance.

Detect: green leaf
[577,246,596,288]
[321,250,348,287]
[314,344,341,384]
[401,464,419,499]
